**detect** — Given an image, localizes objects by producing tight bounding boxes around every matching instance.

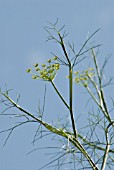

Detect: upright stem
[58,32,77,137]
[69,67,77,138]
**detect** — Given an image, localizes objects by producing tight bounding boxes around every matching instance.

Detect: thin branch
[101,122,114,170]
[85,86,111,122]
[38,152,67,170]
[0,120,36,146]
[73,29,101,66]
[78,133,114,154]
[92,49,112,122]
[58,32,71,66]
[51,81,70,110]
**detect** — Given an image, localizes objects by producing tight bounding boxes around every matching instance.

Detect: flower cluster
[26,56,60,81]
[74,68,95,87]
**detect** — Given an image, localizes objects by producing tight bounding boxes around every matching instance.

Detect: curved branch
[101,122,114,170]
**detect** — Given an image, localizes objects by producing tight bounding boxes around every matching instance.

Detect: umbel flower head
[26,56,60,81]
[74,68,95,87]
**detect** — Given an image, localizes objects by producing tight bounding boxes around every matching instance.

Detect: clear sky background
[0,0,114,170]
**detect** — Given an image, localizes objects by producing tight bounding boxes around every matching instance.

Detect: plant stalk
[69,67,77,138]
[51,81,70,110]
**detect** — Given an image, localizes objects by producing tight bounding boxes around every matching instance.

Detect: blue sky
[0,0,114,170]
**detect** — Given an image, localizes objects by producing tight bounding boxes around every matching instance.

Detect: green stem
[58,32,71,65]
[58,32,77,137]
[69,67,77,138]
[101,130,110,170]
[92,49,111,122]
[51,81,70,110]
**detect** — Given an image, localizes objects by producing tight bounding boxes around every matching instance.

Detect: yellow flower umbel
[26,56,60,82]
[74,68,95,87]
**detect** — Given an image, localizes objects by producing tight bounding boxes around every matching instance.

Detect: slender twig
[86,86,111,122]
[88,75,102,103]
[1,93,44,124]
[0,120,36,146]
[101,122,114,170]
[58,32,71,66]
[73,29,100,66]
[92,49,112,122]
[50,81,70,110]
[38,152,67,170]
[77,133,114,154]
